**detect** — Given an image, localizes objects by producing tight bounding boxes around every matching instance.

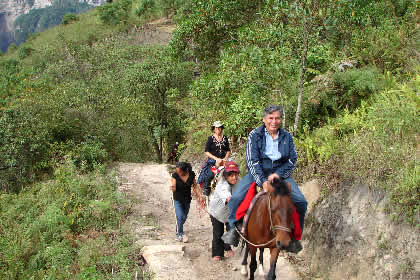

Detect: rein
[237,192,291,247]
[267,193,292,234]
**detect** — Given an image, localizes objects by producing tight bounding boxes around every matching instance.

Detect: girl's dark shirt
[205,135,230,159]
[172,171,196,206]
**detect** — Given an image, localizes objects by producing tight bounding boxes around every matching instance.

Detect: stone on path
[142,244,199,279]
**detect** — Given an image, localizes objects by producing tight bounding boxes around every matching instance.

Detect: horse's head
[270,178,296,252]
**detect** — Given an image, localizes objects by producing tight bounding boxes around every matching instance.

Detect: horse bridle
[235,192,292,248]
[266,192,292,234]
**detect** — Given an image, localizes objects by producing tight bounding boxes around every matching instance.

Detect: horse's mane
[272,178,290,196]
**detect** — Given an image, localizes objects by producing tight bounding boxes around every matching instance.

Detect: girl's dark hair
[176,162,192,174]
[223,170,238,179]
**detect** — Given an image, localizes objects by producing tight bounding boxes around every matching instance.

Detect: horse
[241,245,265,277]
[241,178,301,280]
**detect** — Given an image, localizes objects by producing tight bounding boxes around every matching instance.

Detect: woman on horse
[198,121,231,196]
[208,161,240,261]
[170,162,202,242]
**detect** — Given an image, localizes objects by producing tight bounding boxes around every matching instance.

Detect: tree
[122,48,194,162]
[269,0,324,134]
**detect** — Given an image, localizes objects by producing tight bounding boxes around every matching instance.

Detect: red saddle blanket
[236,182,302,241]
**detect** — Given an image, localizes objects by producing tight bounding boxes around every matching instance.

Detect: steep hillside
[0,0,104,52]
[0,0,418,279]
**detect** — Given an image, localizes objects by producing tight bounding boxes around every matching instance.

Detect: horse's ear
[287,182,292,192]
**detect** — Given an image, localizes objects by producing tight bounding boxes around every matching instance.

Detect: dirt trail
[118,163,298,280]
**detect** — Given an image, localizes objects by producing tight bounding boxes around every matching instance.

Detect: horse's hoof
[258,264,265,276]
[240,265,248,276]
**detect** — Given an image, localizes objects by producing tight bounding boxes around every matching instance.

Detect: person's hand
[262,181,273,192]
[226,196,231,203]
[215,158,223,167]
[170,184,176,192]
[267,173,280,183]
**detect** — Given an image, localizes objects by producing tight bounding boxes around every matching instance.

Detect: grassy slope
[0,161,151,279]
[0,4,159,279]
[4,5,145,63]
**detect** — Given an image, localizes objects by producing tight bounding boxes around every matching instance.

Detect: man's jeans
[174,200,191,236]
[227,173,307,230]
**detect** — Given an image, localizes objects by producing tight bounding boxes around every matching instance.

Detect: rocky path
[118,163,299,280]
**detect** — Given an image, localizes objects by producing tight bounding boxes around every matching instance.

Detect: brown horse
[243,178,301,280]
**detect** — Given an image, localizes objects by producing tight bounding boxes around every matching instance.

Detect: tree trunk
[293,31,309,135]
[149,126,162,162]
[282,107,286,128]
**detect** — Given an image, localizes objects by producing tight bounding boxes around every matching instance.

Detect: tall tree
[123,49,194,162]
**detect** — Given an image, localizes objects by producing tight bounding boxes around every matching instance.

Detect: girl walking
[170,162,202,242]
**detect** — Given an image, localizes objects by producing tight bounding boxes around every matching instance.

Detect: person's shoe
[212,256,221,261]
[221,228,239,247]
[175,235,183,242]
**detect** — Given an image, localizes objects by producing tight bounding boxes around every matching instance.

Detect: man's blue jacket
[246,124,297,186]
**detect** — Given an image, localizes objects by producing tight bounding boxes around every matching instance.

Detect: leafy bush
[61,13,79,25]
[332,67,384,108]
[17,45,34,59]
[136,0,156,17]
[0,161,147,279]
[98,0,133,25]
[296,76,419,225]
[169,0,264,62]
[71,141,108,172]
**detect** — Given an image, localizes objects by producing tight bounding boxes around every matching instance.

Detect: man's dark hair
[263,105,284,118]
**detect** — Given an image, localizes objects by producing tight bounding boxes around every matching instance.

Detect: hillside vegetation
[0,0,419,278]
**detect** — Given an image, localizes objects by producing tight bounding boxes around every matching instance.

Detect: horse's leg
[241,244,249,276]
[249,246,257,280]
[258,248,265,277]
[266,247,280,280]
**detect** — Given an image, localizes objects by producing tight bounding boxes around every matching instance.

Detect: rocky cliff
[301,184,419,279]
[0,0,52,33]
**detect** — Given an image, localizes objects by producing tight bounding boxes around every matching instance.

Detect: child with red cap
[208,161,240,261]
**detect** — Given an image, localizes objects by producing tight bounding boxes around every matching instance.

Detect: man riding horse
[222,105,307,250]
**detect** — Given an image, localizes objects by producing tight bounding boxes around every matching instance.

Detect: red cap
[224,161,240,173]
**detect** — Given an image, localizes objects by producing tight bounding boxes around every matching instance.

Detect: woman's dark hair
[211,125,225,131]
[176,162,192,174]
[223,170,238,179]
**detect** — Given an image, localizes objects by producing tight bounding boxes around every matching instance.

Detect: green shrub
[136,0,156,17]
[0,161,144,279]
[98,0,133,25]
[332,67,384,110]
[17,45,34,59]
[61,13,79,25]
[71,141,108,172]
[297,76,419,225]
